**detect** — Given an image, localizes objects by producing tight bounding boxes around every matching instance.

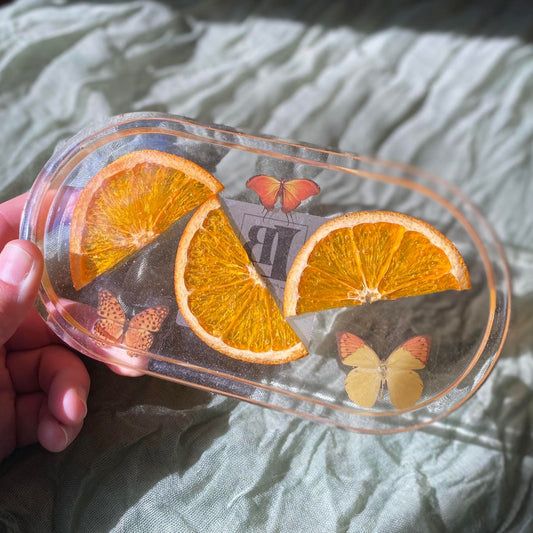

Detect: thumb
[0,240,44,346]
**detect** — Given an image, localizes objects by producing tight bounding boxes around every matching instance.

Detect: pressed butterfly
[246,175,320,214]
[336,333,431,409]
[92,289,169,357]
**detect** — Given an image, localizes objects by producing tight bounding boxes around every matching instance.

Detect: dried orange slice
[284,211,471,316]
[70,150,223,290]
[175,197,307,364]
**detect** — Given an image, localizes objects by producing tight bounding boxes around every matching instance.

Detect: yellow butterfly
[336,333,431,409]
[93,289,169,357]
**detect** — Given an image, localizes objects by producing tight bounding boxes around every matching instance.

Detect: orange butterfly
[336,333,431,409]
[246,175,320,214]
[92,289,169,357]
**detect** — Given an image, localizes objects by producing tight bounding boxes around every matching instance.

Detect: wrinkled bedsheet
[0,1,531,531]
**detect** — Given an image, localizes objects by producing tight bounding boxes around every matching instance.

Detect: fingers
[0,240,44,346]
[37,404,84,454]
[7,344,90,415]
[46,365,89,425]
[7,344,90,453]
[13,391,44,448]
[0,194,90,456]
[13,391,84,453]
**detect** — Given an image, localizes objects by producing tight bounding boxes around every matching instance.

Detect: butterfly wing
[93,319,124,343]
[93,289,126,343]
[97,289,127,322]
[123,329,154,355]
[124,306,169,356]
[280,179,320,213]
[337,332,382,408]
[385,336,431,409]
[386,335,431,370]
[336,332,381,368]
[246,175,282,211]
[345,368,382,408]
[128,306,169,332]
[386,370,424,409]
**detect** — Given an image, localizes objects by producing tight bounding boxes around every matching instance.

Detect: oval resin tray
[20,112,511,433]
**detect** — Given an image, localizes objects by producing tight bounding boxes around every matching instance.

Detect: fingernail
[77,390,88,420]
[0,243,35,286]
[64,388,88,422]
[60,425,69,448]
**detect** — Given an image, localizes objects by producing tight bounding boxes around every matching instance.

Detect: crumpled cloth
[0,1,531,531]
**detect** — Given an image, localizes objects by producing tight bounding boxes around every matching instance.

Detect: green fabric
[0,0,531,531]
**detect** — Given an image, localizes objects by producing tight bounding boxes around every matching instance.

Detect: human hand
[0,194,90,462]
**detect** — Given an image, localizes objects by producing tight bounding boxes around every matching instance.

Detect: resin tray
[20,113,511,433]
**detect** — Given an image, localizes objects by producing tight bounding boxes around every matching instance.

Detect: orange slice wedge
[284,210,471,316]
[174,197,307,364]
[70,150,223,290]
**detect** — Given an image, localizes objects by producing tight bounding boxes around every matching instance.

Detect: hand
[0,194,90,462]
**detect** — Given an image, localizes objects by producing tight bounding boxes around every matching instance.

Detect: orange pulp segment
[175,197,307,364]
[70,150,223,289]
[283,210,471,316]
